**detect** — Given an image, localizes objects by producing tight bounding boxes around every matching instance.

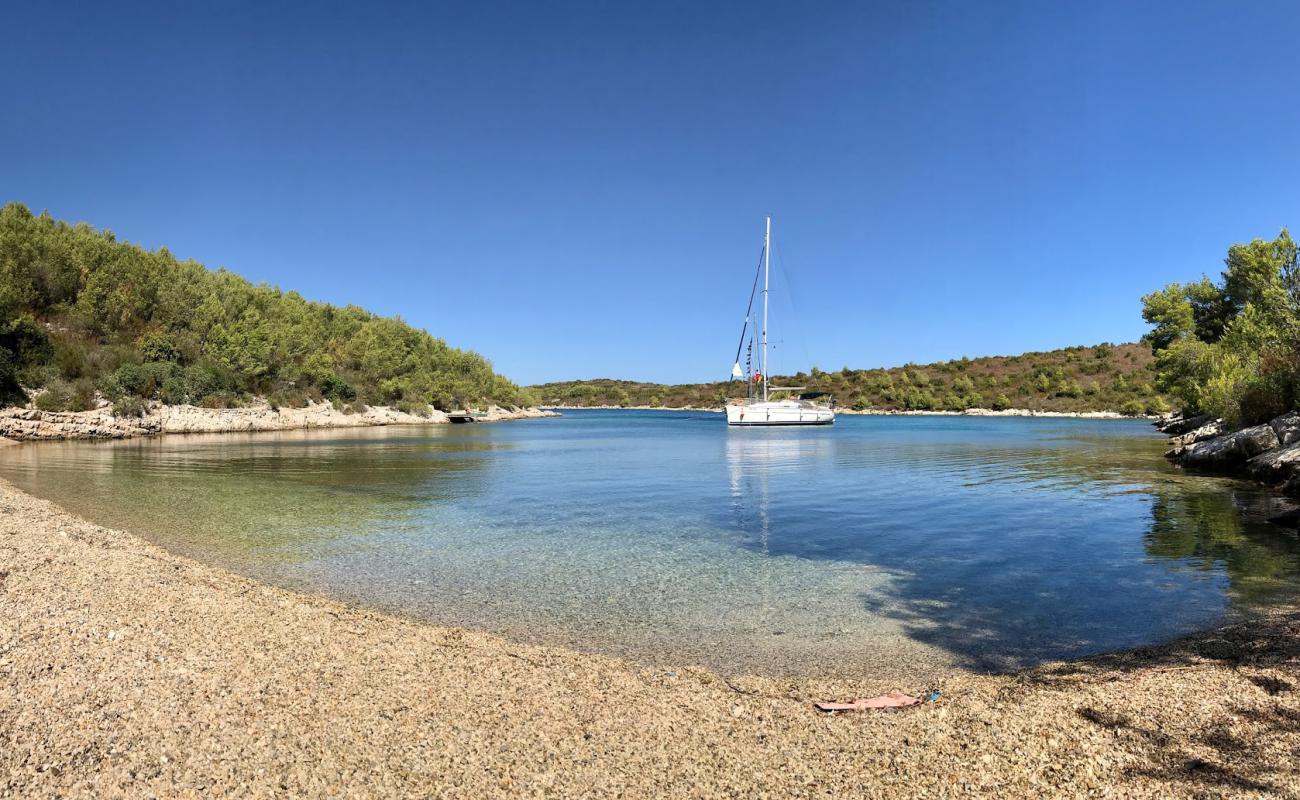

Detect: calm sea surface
[3,409,1298,676]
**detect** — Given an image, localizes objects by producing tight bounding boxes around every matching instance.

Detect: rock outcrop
[1248,442,1300,483]
[1162,411,1300,499]
[1165,419,1227,455]
[155,402,451,434]
[1178,423,1280,469]
[1156,413,1216,436]
[1270,411,1300,448]
[0,401,558,443]
[0,408,162,441]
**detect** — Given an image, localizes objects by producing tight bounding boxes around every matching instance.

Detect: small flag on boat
[731,362,744,378]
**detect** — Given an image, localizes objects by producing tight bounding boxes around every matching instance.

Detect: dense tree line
[1141,229,1298,427]
[0,203,531,414]
[533,343,1169,415]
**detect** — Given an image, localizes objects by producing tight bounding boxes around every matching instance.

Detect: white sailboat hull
[726,400,834,426]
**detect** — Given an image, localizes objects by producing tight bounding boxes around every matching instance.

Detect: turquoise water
[2,409,1298,676]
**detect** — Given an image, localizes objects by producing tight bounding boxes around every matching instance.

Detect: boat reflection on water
[724,429,835,555]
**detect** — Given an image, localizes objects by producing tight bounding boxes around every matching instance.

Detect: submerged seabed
[2,410,1297,677]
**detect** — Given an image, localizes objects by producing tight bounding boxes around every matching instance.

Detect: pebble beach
[2,478,1299,797]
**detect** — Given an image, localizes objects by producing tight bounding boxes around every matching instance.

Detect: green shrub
[199,392,241,409]
[0,316,53,370]
[184,364,231,402]
[114,363,144,395]
[16,362,56,392]
[395,398,430,417]
[1056,380,1084,398]
[54,339,89,379]
[71,378,95,410]
[34,379,94,412]
[0,346,23,406]
[320,374,356,402]
[267,388,310,410]
[903,389,936,410]
[992,394,1012,411]
[160,375,190,405]
[1238,372,1292,426]
[138,331,182,363]
[1146,397,1172,415]
[34,382,72,411]
[113,396,147,418]
[1119,399,1146,416]
[0,316,52,404]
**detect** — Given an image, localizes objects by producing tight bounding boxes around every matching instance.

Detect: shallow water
[3,410,1298,676]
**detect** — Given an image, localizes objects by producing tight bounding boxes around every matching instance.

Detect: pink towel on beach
[814,690,921,713]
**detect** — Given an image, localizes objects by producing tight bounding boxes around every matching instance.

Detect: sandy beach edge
[2,479,1298,797]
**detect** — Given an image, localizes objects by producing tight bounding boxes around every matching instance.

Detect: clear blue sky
[4,2,1298,385]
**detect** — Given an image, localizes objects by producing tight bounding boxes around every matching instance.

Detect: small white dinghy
[725,217,834,427]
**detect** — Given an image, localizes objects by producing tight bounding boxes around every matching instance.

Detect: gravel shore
[2,479,1298,798]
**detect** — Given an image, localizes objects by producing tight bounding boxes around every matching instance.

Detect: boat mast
[762,216,770,403]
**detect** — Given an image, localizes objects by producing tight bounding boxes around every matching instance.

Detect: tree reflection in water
[1146,483,1300,606]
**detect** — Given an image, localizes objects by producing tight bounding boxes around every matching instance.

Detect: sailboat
[725,217,835,426]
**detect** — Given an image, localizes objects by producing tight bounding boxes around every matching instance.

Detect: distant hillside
[0,203,530,414]
[531,343,1171,415]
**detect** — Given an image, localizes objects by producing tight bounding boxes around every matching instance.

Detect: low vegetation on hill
[0,203,530,414]
[532,342,1170,415]
[1142,229,1297,427]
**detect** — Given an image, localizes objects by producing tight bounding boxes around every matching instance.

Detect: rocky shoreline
[839,407,1147,419]
[1160,411,1300,501]
[544,404,722,412]
[545,404,1149,420]
[0,401,558,444]
[2,478,1298,796]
